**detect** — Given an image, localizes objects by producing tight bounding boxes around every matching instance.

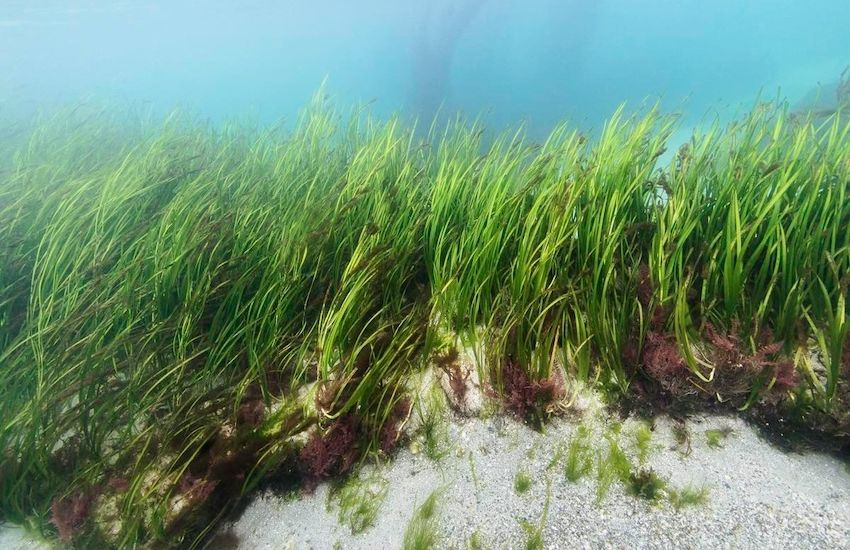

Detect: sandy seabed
[2,412,848,549]
[218,413,850,550]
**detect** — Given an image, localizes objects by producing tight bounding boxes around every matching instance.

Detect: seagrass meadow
[1,95,850,548]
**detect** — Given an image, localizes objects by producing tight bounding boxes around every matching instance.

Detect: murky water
[2,0,848,131]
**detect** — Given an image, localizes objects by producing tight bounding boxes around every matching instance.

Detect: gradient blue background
[2,0,848,136]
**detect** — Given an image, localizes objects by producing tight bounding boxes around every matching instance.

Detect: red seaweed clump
[236,385,266,428]
[177,472,220,505]
[501,359,565,424]
[641,331,693,396]
[107,477,130,493]
[434,347,468,405]
[771,358,798,392]
[705,323,796,399]
[299,414,361,488]
[642,321,798,402]
[50,491,93,542]
[378,397,412,454]
[636,263,654,308]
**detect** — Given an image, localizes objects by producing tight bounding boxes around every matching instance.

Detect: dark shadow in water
[409,0,489,124]
[407,0,601,134]
[199,466,302,548]
[615,376,850,461]
[204,530,240,550]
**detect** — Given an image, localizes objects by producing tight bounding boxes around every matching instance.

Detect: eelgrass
[592,428,694,507]
[1,94,849,547]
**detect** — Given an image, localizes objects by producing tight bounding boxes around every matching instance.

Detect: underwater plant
[668,484,710,510]
[1,92,849,547]
[595,435,633,502]
[327,472,389,535]
[671,421,692,456]
[402,490,442,550]
[416,382,451,462]
[626,469,667,502]
[563,425,594,482]
[633,421,654,465]
[513,469,532,495]
[705,427,734,449]
[518,478,552,550]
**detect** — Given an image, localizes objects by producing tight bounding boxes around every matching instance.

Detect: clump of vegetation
[699,323,798,403]
[519,479,552,550]
[403,490,442,550]
[417,383,451,462]
[467,529,484,550]
[595,436,633,502]
[50,491,94,542]
[327,472,388,534]
[564,426,594,482]
[514,470,533,494]
[633,421,654,464]
[501,360,566,427]
[578,423,707,508]
[671,421,692,456]
[593,428,678,505]
[2,93,850,546]
[518,519,544,550]
[626,468,667,502]
[300,415,362,485]
[642,331,693,397]
[668,484,710,510]
[434,346,468,407]
[705,427,734,449]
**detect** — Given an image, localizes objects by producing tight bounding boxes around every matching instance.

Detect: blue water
[2,0,848,136]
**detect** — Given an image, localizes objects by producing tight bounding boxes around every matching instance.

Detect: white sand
[220,413,850,549]
[0,524,48,550]
[3,411,847,548]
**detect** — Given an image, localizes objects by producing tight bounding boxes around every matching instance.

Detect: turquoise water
[1,0,849,133]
